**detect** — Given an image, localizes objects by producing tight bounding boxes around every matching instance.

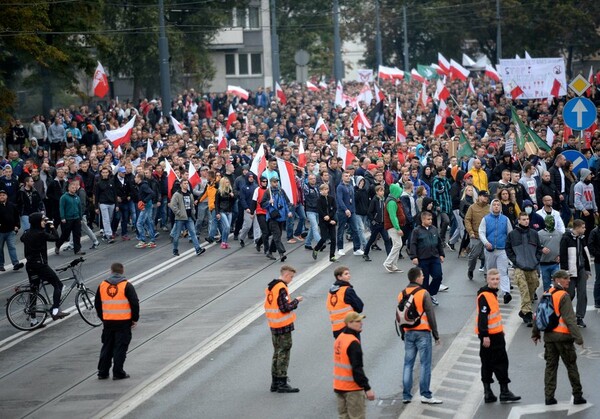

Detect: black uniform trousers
[479,332,510,384]
[98,325,132,377]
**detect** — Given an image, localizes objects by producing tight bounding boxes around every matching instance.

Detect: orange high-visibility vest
[333,332,362,391]
[99,281,131,321]
[474,291,503,335]
[550,287,570,334]
[399,287,430,332]
[264,281,296,329]
[327,286,353,332]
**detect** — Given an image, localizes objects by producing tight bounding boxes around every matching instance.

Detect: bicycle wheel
[6,290,49,331]
[76,289,101,327]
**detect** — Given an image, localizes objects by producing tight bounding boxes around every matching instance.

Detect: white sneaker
[353,249,364,256]
[439,284,449,292]
[420,396,443,404]
[336,249,346,256]
[478,267,485,272]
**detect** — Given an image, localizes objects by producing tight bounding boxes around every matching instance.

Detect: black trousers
[267,219,286,255]
[314,222,337,258]
[364,223,391,256]
[56,218,82,253]
[98,326,132,377]
[479,333,510,384]
[256,214,275,253]
[26,262,62,309]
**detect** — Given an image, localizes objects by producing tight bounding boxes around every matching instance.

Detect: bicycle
[5,258,102,331]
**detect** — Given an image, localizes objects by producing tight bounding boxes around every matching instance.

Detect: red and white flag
[431,63,444,76]
[468,79,476,96]
[587,66,594,97]
[485,64,501,82]
[306,81,319,92]
[250,143,267,177]
[315,116,329,133]
[297,139,307,168]
[170,115,184,135]
[275,82,287,104]
[450,59,469,81]
[546,126,555,147]
[438,53,450,75]
[356,106,372,129]
[563,125,573,141]
[434,78,450,101]
[335,81,345,107]
[337,143,357,169]
[276,158,299,205]
[438,99,450,118]
[217,127,228,152]
[507,81,524,100]
[188,161,201,189]
[395,100,406,143]
[357,83,373,104]
[410,69,425,83]
[164,159,178,199]
[550,79,562,98]
[93,61,109,98]
[373,83,385,102]
[433,114,445,136]
[378,65,404,80]
[227,85,249,100]
[351,115,361,137]
[319,80,328,90]
[453,114,463,128]
[145,140,153,160]
[105,116,135,148]
[225,104,237,131]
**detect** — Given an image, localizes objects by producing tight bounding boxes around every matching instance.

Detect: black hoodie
[20,212,58,264]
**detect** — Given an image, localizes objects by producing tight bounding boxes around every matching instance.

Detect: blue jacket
[336,181,356,213]
[481,212,510,250]
[262,187,290,222]
[238,175,258,211]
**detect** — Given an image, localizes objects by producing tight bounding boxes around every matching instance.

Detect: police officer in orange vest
[532,270,586,406]
[95,262,139,380]
[476,269,521,403]
[264,264,303,393]
[327,266,364,338]
[333,312,375,419]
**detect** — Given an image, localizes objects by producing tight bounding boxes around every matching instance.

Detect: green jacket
[59,192,82,221]
[386,183,403,230]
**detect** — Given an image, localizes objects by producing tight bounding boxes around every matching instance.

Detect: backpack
[534,289,560,331]
[395,287,423,338]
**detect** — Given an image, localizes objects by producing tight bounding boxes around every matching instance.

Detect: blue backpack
[534,289,560,331]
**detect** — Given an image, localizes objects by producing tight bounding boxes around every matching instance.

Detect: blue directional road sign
[560,150,588,176]
[563,97,597,131]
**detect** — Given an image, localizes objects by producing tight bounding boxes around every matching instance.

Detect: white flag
[546,127,555,147]
[146,140,153,160]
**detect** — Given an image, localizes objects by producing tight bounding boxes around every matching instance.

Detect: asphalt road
[0,232,598,419]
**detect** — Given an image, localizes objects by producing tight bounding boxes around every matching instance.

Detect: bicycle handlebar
[56,257,85,272]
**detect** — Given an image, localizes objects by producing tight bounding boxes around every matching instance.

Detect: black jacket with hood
[20,212,58,264]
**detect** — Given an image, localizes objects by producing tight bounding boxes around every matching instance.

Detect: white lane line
[93,244,353,419]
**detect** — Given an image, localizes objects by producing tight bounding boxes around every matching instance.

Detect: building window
[248,7,260,29]
[236,8,246,28]
[251,53,262,75]
[225,54,236,75]
[238,54,249,75]
[230,6,259,29]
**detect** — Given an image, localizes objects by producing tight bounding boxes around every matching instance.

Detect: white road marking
[507,402,592,418]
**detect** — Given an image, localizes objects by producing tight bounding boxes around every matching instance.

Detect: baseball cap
[344,312,366,324]
[0,189,7,195]
[463,173,473,179]
[367,163,377,171]
[118,167,126,173]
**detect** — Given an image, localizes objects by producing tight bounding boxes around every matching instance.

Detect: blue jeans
[196,201,208,234]
[305,211,321,247]
[0,231,19,266]
[20,215,31,232]
[114,202,131,236]
[540,263,559,292]
[219,212,232,243]
[172,219,201,253]
[403,330,433,400]
[127,200,137,228]
[136,201,156,242]
[208,209,218,239]
[419,257,443,296]
[286,204,306,239]
[336,211,361,251]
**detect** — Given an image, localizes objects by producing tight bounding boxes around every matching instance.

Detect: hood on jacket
[106,273,128,285]
[422,196,435,211]
[29,212,45,230]
[389,183,402,199]
[355,176,365,189]
[580,168,591,181]
[477,285,498,296]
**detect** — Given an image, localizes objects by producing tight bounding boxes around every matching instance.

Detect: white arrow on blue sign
[560,150,588,176]
[563,97,597,131]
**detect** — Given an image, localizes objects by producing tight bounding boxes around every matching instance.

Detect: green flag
[510,106,527,151]
[417,64,438,80]
[525,125,551,151]
[457,132,475,159]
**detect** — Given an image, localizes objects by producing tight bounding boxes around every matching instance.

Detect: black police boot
[270,375,280,392]
[483,383,497,403]
[277,377,300,393]
[499,383,521,403]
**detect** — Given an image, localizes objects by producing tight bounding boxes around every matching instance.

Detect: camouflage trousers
[544,341,582,399]
[514,268,539,314]
[271,332,293,377]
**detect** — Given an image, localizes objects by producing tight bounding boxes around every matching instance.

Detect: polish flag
[275,81,287,105]
[188,161,201,189]
[145,140,153,160]
[225,104,237,131]
[563,125,573,141]
[550,79,562,98]
[319,81,328,90]
[297,139,307,168]
[105,116,135,148]
[587,66,594,97]
[357,83,373,104]
[227,85,249,100]
[356,106,372,129]
[378,65,404,80]
[485,64,501,82]
[468,79,476,96]
[395,100,406,143]
[306,81,319,92]
[93,62,109,98]
[433,114,445,136]
[170,115,184,135]
[164,159,178,199]
[276,158,299,205]
[434,78,450,101]
[453,114,463,128]
[337,143,357,169]
[204,99,213,118]
[438,99,450,118]
[546,127,555,147]
[438,53,450,75]
[584,122,598,148]
[217,127,228,152]
[250,143,267,177]
[351,115,361,137]
[410,69,425,83]
[431,63,444,76]
[335,81,345,106]
[315,117,329,133]
[373,83,386,102]
[508,82,524,100]
[450,59,470,81]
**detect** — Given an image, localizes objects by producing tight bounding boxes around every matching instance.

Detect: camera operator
[20,212,70,322]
